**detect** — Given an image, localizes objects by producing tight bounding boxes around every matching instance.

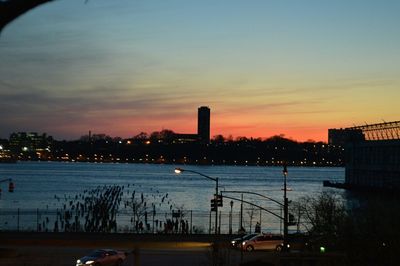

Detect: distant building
[9,132,53,158]
[173,133,199,143]
[197,106,210,143]
[172,106,211,144]
[328,128,364,146]
[0,138,14,162]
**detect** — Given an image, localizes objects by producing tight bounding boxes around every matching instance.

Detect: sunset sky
[1,0,399,141]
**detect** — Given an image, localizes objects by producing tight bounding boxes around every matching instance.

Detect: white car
[76,249,127,266]
[231,233,258,248]
[242,234,283,251]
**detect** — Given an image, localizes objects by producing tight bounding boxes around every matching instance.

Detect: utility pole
[283,164,289,251]
[240,193,243,231]
[229,200,233,234]
[215,177,218,235]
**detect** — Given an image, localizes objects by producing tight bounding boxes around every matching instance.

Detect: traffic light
[216,194,223,207]
[211,194,223,211]
[210,199,217,212]
[288,213,296,226]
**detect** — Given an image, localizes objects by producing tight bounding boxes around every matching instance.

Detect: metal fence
[0,208,284,235]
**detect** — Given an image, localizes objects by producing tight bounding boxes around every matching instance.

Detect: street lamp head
[283,164,288,175]
[230,200,234,207]
[174,168,184,174]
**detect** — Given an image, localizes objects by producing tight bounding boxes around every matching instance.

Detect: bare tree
[125,192,148,233]
[246,206,256,233]
[295,192,400,265]
[133,132,148,140]
[298,192,347,237]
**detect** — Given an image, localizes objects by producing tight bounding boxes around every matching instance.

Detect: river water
[0,162,344,233]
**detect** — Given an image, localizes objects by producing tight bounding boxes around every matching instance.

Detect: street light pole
[215,177,219,235]
[240,193,243,231]
[213,176,220,266]
[229,200,233,235]
[283,164,289,251]
[174,168,219,235]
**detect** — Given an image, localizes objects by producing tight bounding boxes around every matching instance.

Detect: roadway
[0,232,346,266]
[0,232,273,266]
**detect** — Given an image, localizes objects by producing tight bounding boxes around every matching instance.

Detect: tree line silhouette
[2,130,344,166]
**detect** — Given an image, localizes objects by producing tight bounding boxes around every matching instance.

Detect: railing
[347,120,400,141]
[0,208,284,235]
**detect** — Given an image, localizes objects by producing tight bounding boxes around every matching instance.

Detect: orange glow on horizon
[69,115,329,142]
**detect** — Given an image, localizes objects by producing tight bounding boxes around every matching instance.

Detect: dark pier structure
[328,121,400,191]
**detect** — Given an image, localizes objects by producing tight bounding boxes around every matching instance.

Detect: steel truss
[347,121,400,141]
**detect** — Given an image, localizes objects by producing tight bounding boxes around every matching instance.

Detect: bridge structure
[346,120,400,141]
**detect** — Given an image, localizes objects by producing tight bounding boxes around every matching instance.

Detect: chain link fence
[0,208,284,234]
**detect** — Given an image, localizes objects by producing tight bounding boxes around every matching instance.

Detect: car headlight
[242,241,246,246]
[231,241,236,244]
[85,261,95,265]
[76,260,81,264]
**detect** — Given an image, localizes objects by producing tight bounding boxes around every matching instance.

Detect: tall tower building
[198,106,210,143]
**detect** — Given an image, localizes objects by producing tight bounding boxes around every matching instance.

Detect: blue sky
[1,0,399,140]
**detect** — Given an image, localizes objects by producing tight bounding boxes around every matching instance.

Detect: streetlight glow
[174,168,183,174]
[283,164,288,175]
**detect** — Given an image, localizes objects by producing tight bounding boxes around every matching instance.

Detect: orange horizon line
[56,132,327,143]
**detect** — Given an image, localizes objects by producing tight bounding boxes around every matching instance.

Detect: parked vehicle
[231,233,258,248]
[273,233,312,252]
[76,249,127,266]
[241,233,283,251]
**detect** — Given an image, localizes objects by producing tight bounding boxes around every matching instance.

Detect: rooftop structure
[328,121,400,146]
[345,120,400,141]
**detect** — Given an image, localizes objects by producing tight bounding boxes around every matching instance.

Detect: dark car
[231,233,259,248]
[76,249,127,266]
[275,233,311,252]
